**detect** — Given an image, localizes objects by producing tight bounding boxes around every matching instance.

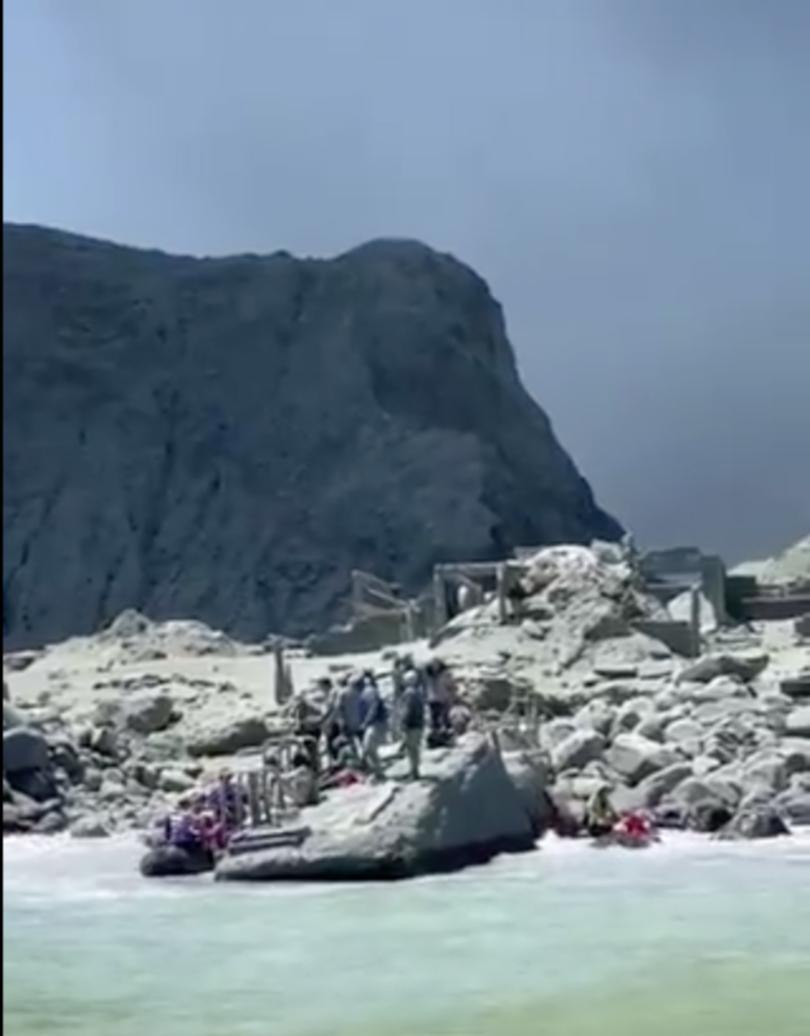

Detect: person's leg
[364,726,383,779]
[405,728,422,779]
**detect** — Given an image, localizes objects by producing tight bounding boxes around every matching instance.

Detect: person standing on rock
[360,679,388,780]
[338,676,364,760]
[399,670,425,780]
[425,659,454,745]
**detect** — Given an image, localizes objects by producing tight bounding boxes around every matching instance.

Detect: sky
[4,0,809,563]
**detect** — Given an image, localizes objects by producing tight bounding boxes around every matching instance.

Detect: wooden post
[496,563,507,624]
[433,568,447,631]
[689,586,701,657]
[247,771,261,828]
[234,777,246,828]
[273,642,286,705]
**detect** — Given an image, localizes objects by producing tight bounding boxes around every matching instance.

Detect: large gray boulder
[604,733,679,785]
[187,715,269,757]
[677,652,769,685]
[2,225,621,651]
[717,805,790,840]
[786,706,810,738]
[502,750,554,836]
[70,814,112,838]
[123,690,174,735]
[773,790,810,825]
[216,734,535,881]
[3,727,49,773]
[551,730,605,773]
[614,762,694,811]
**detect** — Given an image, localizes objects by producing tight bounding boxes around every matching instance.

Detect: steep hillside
[3,224,621,647]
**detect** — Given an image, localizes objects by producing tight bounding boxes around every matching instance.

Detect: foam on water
[4,831,810,1035]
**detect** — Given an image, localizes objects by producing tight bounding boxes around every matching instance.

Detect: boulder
[612,697,655,735]
[551,730,605,773]
[785,706,810,738]
[34,810,68,835]
[604,734,678,785]
[573,700,615,737]
[739,753,789,795]
[717,805,790,840]
[3,700,27,731]
[615,762,694,811]
[187,715,269,757]
[664,718,704,747]
[502,750,554,836]
[123,691,174,735]
[636,714,666,742]
[158,768,196,794]
[3,727,50,773]
[677,652,769,685]
[539,719,577,753]
[663,775,742,831]
[49,740,85,783]
[70,814,112,838]
[216,734,535,882]
[773,791,810,825]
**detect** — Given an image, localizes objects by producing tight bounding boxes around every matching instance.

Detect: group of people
[162,769,243,860]
[288,655,468,784]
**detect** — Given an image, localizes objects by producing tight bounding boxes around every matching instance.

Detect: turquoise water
[4,832,810,1035]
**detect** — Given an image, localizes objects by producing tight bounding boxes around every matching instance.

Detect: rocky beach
[5,539,809,866]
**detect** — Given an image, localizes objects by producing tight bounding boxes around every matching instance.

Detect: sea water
[4,831,810,1036]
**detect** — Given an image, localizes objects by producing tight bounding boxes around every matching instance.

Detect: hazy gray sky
[4,0,809,562]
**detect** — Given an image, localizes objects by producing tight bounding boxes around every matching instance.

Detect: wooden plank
[247,772,261,827]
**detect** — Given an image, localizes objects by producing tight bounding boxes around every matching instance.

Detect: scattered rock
[677,652,769,685]
[551,730,605,773]
[612,697,655,734]
[123,691,174,735]
[70,814,112,838]
[773,791,810,825]
[593,663,638,679]
[664,718,704,745]
[573,700,615,736]
[539,719,577,753]
[158,768,196,794]
[186,715,269,757]
[604,733,678,785]
[615,762,694,812]
[718,805,790,840]
[785,706,810,738]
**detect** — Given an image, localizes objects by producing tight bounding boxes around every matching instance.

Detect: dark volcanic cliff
[3,224,622,648]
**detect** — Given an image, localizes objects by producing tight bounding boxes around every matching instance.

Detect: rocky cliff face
[3,224,621,648]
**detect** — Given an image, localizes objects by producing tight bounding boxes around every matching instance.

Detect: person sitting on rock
[166,796,209,855]
[585,784,618,839]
